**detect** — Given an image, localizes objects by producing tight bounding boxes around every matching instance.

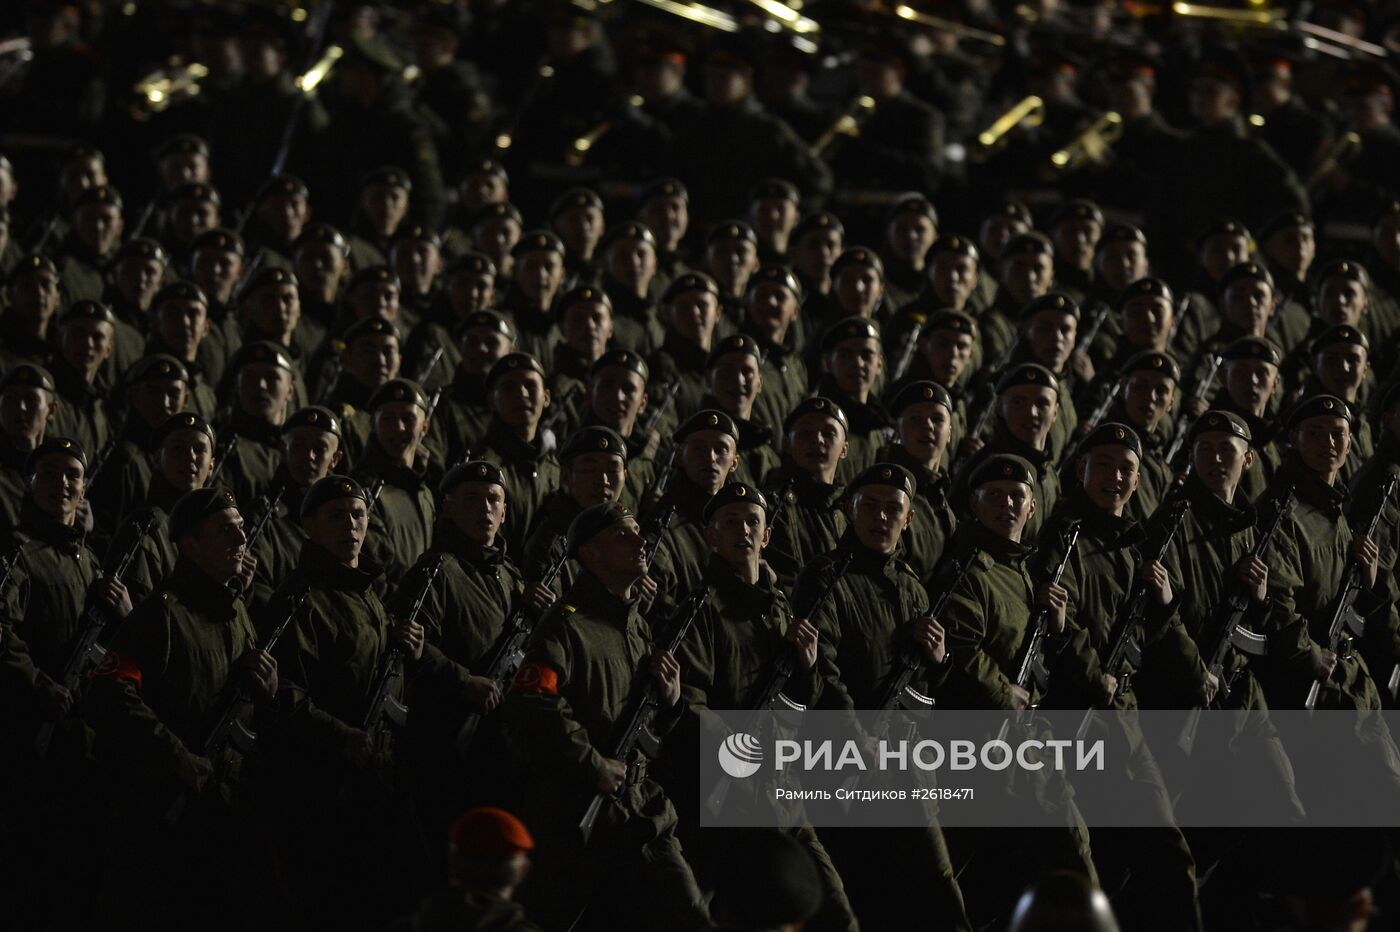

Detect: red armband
[511,662,559,694]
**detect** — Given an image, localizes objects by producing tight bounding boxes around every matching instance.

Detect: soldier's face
[305,498,370,565]
[362,183,409,234]
[787,413,847,475]
[1222,280,1275,333]
[1079,445,1140,514]
[491,371,549,429]
[1200,235,1250,281]
[1123,295,1173,349]
[283,426,342,488]
[1372,215,1400,268]
[60,319,115,374]
[157,428,214,492]
[6,270,61,320]
[517,251,564,303]
[554,207,604,258]
[117,256,166,308]
[562,301,613,357]
[159,152,209,190]
[460,173,508,213]
[835,266,884,318]
[459,326,513,373]
[1002,253,1053,305]
[588,516,649,579]
[156,298,210,355]
[706,501,770,567]
[792,229,842,282]
[1318,278,1368,326]
[898,402,951,466]
[1054,218,1101,271]
[350,282,400,321]
[237,363,294,422]
[172,199,220,244]
[1294,414,1352,476]
[923,328,974,387]
[640,195,688,248]
[1315,343,1369,397]
[979,216,1029,263]
[746,282,798,340]
[1224,358,1280,414]
[0,385,55,442]
[131,378,189,427]
[999,384,1058,448]
[605,238,657,292]
[345,334,401,390]
[930,254,978,309]
[707,354,761,413]
[29,452,85,523]
[1026,311,1077,372]
[62,157,106,203]
[705,65,752,105]
[475,218,521,268]
[563,452,625,507]
[1190,76,1241,125]
[850,486,913,553]
[709,240,758,294]
[1192,433,1252,496]
[76,204,123,255]
[750,198,798,246]
[827,337,882,395]
[1097,241,1148,292]
[374,401,428,459]
[1122,370,1175,428]
[667,291,718,344]
[193,248,243,303]
[449,271,495,316]
[590,367,646,431]
[259,194,308,243]
[889,214,936,264]
[445,480,507,548]
[392,240,441,295]
[247,283,300,336]
[681,429,738,495]
[1263,225,1315,277]
[971,480,1034,542]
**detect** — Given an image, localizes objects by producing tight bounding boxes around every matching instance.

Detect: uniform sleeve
[678,607,718,712]
[1264,521,1325,695]
[794,561,855,712]
[275,603,356,758]
[0,618,44,692]
[86,605,188,781]
[1051,551,1111,708]
[942,571,1016,710]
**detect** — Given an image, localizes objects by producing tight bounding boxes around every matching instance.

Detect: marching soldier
[49,300,117,460]
[814,317,890,480]
[1008,293,1082,461]
[877,381,956,581]
[402,252,498,395]
[144,281,220,420]
[705,222,761,327]
[740,265,808,439]
[1099,350,1181,520]
[0,363,60,531]
[187,229,246,387]
[216,341,298,507]
[700,333,780,486]
[979,232,1056,371]
[351,378,437,581]
[0,254,61,374]
[597,221,666,357]
[651,409,741,593]
[323,315,403,459]
[762,397,850,589]
[498,231,567,366]
[649,271,723,419]
[476,353,560,552]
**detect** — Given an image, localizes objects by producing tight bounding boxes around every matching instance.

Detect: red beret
[450,807,535,858]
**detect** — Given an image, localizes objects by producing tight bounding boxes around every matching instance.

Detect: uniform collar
[355,434,427,489]
[1277,453,1347,515]
[18,496,84,551]
[1184,473,1256,531]
[661,329,709,372]
[167,555,240,617]
[959,519,1032,564]
[567,569,637,622]
[707,553,777,616]
[434,518,505,567]
[298,538,383,594]
[1062,484,1142,545]
[231,407,284,446]
[776,456,844,508]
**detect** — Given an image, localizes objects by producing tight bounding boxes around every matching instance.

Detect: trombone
[814,96,877,154]
[132,60,209,119]
[1306,131,1363,192]
[1050,111,1123,172]
[875,2,1006,46]
[969,95,1044,162]
[1169,3,1387,59]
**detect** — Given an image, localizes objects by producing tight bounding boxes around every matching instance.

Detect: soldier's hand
[650,649,681,706]
[525,581,556,613]
[1036,582,1069,633]
[1009,684,1031,711]
[177,749,212,793]
[641,428,662,461]
[635,574,659,611]
[1103,674,1118,706]
[345,729,374,768]
[235,550,257,593]
[597,758,627,795]
[93,576,133,618]
[1201,671,1220,706]
[465,675,501,714]
[787,618,819,671]
[958,436,985,458]
[911,616,947,664]
[75,499,95,534]
[1235,555,1268,603]
[392,618,426,660]
[1070,349,1095,384]
[40,678,72,719]
[1354,534,1380,590]
[1143,560,1172,606]
[1186,396,1210,418]
[241,649,278,702]
[1314,648,1339,679]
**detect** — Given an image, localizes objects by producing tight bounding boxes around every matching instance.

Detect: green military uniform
[217,408,285,509]
[950,420,1060,544]
[354,436,437,583]
[761,458,847,591]
[49,355,113,462]
[1350,426,1400,696]
[477,419,560,554]
[521,490,585,597]
[745,326,809,441]
[103,473,181,606]
[247,476,305,612]
[653,472,723,596]
[880,441,956,583]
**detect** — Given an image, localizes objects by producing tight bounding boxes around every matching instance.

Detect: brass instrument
[1050,111,1123,172]
[132,60,209,119]
[877,2,1006,46]
[567,121,614,166]
[495,62,558,153]
[1306,131,1363,192]
[622,0,740,31]
[814,96,876,154]
[741,0,822,36]
[1170,3,1387,59]
[970,95,1045,162]
[295,44,343,94]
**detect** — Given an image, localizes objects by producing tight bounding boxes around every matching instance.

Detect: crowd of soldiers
[6,0,1400,930]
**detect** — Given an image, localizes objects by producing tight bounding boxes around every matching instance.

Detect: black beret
[566,501,634,556]
[1020,292,1080,321]
[367,378,430,413]
[784,396,849,434]
[464,159,508,181]
[155,133,210,160]
[283,405,342,438]
[7,253,58,285]
[555,284,612,320]
[1317,259,1369,288]
[256,174,308,202]
[169,182,220,206]
[342,314,400,346]
[1313,323,1369,353]
[820,316,880,354]
[485,353,546,392]
[1218,261,1273,295]
[128,353,188,385]
[706,333,763,368]
[390,224,441,249]
[1221,336,1283,367]
[1097,223,1146,250]
[445,251,497,278]
[549,187,604,219]
[601,221,656,251]
[749,178,800,204]
[560,426,628,465]
[746,265,803,301]
[468,202,523,228]
[848,462,916,498]
[887,195,938,226]
[1122,350,1182,383]
[792,211,843,241]
[1079,421,1142,458]
[589,349,648,382]
[300,474,369,519]
[1287,393,1353,430]
[928,235,979,263]
[1000,231,1054,261]
[511,229,565,258]
[641,177,688,203]
[675,408,739,443]
[831,248,884,280]
[167,487,240,540]
[360,165,412,191]
[440,459,506,496]
[24,436,86,475]
[153,280,207,308]
[192,227,245,257]
[1259,209,1313,241]
[1049,198,1105,229]
[969,453,1037,488]
[1117,276,1174,309]
[702,482,768,524]
[706,221,758,247]
[115,237,168,265]
[0,363,55,394]
[240,265,298,300]
[663,271,719,304]
[1189,409,1252,444]
[153,411,214,446]
[58,300,116,326]
[456,309,516,342]
[925,309,978,336]
[72,185,122,211]
[1195,217,1251,248]
[347,265,399,291]
[230,340,294,373]
[889,380,952,417]
[995,362,1058,394]
[986,198,1032,225]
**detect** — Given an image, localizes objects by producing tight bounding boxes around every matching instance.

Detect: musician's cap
[0,362,55,394]
[282,405,342,439]
[510,229,565,258]
[784,396,849,435]
[830,247,884,280]
[589,349,648,383]
[485,353,546,392]
[127,353,189,386]
[440,460,507,497]
[559,426,628,465]
[847,462,917,498]
[1117,276,1174,309]
[24,436,86,475]
[1221,335,1283,367]
[1217,261,1274,295]
[969,453,1037,489]
[566,501,634,557]
[663,271,719,304]
[995,362,1058,394]
[367,378,430,413]
[1019,291,1080,321]
[301,474,369,519]
[1078,421,1142,458]
[168,486,240,541]
[1312,323,1369,354]
[888,380,952,418]
[675,408,739,443]
[1189,409,1252,444]
[706,333,762,368]
[703,482,768,524]
[1123,349,1182,383]
[1287,393,1353,430]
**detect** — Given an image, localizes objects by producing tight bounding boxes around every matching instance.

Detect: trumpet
[294,44,343,93]
[970,95,1044,161]
[1306,131,1363,191]
[132,59,209,119]
[1050,111,1123,172]
[877,2,1006,46]
[623,0,740,31]
[740,0,822,36]
[567,120,614,166]
[814,96,876,154]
